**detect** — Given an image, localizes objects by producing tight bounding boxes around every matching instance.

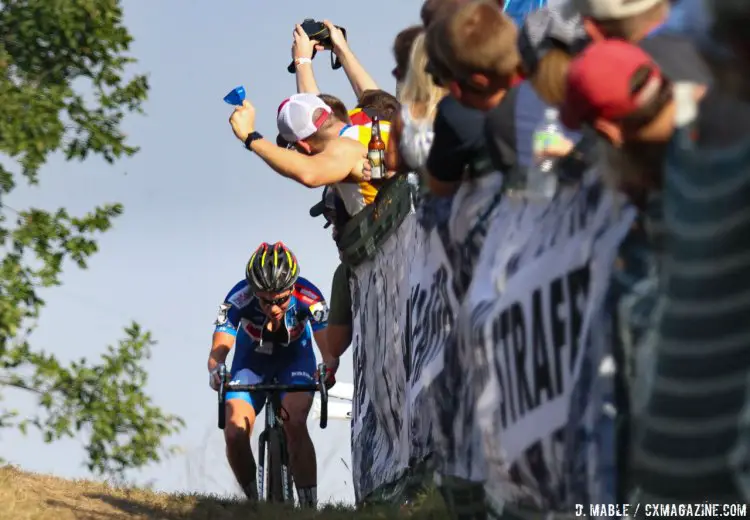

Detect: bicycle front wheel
[266,426,294,503]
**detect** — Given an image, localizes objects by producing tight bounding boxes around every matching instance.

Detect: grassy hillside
[0,465,449,519]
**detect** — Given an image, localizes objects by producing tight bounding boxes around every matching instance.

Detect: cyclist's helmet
[245,241,299,293]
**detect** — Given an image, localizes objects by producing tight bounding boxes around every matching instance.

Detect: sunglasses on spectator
[257,293,292,307]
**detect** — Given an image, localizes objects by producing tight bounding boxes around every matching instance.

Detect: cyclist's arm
[249,137,366,188]
[207,297,241,372]
[208,331,235,372]
[298,278,331,359]
[295,62,321,94]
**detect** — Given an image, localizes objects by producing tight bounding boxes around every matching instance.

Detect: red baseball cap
[561,39,665,130]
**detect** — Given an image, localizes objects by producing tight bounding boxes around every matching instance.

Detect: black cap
[309,186,335,228]
[276,133,294,149]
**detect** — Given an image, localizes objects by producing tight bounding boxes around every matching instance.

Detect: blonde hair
[398,32,448,120]
[445,0,520,81]
[530,48,573,106]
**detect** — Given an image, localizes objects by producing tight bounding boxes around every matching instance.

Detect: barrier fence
[344,173,636,509]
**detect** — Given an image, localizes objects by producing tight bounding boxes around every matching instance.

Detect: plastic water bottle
[527,108,563,200]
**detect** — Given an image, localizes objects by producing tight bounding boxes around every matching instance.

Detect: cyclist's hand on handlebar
[209,364,225,391]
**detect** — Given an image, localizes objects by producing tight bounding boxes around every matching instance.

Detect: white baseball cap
[573,0,664,20]
[276,93,332,143]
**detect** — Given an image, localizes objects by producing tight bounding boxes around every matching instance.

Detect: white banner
[349,211,420,501]
[348,175,635,509]
[464,180,635,509]
[407,224,459,466]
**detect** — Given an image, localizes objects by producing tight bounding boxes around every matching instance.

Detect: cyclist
[207,241,330,507]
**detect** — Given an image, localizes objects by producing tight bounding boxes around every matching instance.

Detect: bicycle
[217,363,329,504]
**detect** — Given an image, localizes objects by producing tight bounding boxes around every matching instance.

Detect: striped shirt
[631,84,750,502]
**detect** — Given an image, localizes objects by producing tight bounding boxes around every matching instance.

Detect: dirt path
[0,466,445,519]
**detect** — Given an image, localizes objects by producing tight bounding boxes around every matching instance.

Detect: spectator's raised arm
[250,137,371,188]
[292,24,324,94]
[323,20,379,99]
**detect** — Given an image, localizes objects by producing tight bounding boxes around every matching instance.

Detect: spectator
[392,25,424,91]
[426,0,577,193]
[269,92,396,222]
[386,32,448,176]
[480,4,586,188]
[572,0,712,82]
[292,20,380,101]
[323,261,352,381]
[625,0,750,506]
[518,5,588,106]
[329,90,400,129]
[422,4,490,197]
[308,187,351,381]
[353,89,401,123]
[561,40,688,205]
[573,0,670,40]
[227,94,374,210]
[432,0,520,111]
[276,93,351,147]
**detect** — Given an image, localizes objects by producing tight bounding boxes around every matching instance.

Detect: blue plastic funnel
[223,86,246,106]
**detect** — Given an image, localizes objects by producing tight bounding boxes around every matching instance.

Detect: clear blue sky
[1,0,419,505]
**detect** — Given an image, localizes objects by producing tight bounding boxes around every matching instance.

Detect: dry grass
[0,465,450,519]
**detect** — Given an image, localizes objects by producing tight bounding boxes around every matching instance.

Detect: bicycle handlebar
[217,363,329,430]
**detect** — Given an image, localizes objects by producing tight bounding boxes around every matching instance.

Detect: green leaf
[0,0,184,480]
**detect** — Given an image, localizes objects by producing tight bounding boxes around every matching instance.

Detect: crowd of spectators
[227,0,750,515]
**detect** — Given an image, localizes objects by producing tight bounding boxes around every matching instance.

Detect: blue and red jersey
[214,277,329,352]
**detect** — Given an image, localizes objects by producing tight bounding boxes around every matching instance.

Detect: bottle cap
[223,86,246,106]
[544,107,559,120]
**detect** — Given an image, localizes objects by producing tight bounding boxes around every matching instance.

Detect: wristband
[244,131,263,151]
[294,57,312,68]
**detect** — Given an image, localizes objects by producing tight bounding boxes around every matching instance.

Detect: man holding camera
[291,19,379,101]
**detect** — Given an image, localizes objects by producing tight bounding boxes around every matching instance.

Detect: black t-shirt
[426,96,487,183]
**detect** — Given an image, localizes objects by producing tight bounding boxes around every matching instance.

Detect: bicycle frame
[217,363,329,504]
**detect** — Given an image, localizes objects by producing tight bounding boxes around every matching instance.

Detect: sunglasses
[257,293,292,307]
